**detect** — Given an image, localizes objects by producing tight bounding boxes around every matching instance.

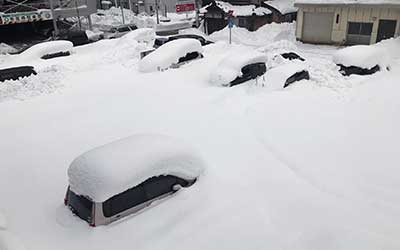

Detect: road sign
[228,19,234,28]
[176,2,195,13]
[0,10,52,25]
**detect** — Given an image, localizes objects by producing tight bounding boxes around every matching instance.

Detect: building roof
[264,0,298,14]
[294,0,400,6]
[213,1,272,16]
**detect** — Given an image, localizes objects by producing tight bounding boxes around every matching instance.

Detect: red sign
[176,3,195,13]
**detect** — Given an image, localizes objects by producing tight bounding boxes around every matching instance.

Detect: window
[348,22,373,35]
[149,5,153,12]
[102,184,147,217]
[102,175,189,218]
[336,14,340,24]
[238,18,247,27]
[67,188,93,223]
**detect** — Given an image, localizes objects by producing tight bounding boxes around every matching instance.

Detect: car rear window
[67,188,93,223]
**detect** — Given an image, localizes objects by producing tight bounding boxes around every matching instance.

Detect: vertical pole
[128,0,132,11]
[75,0,82,30]
[49,0,59,36]
[195,0,199,27]
[229,25,231,44]
[120,0,125,24]
[87,15,93,30]
[155,0,159,24]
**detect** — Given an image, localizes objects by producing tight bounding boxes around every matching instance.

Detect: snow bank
[264,0,298,14]
[0,231,26,250]
[19,41,73,61]
[333,45,389,69]
[117,28,155,44]
[265,61,308,90]
[138,39,203,72]
[68,134,206,202]
[0,65,64,102]
[215,1,271,16]
[0,43,17,54]
[209,49,267,86]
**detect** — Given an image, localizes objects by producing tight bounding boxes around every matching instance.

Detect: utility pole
[75,0,82,30]
[155,0,159,24]
[49,0,59,36]
[120,0,125,24]
[194,0,199,27]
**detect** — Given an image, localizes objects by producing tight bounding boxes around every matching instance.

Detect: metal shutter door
[302,12,334,43]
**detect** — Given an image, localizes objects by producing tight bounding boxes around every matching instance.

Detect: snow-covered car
[138,38,203,73]
[0,66,37,82]
[280,52,305,62]
[264,61,310,90]
[333,45,389,76]
[210,50,268,87]
[65,134,205,226]
[20,40,73,61]
[104,24,138,39]
[154,34,213,48]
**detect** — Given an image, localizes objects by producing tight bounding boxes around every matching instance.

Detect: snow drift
[68,134,205,202]
[138,39,203,73]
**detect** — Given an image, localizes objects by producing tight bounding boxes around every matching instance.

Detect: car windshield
[67,188,93,223]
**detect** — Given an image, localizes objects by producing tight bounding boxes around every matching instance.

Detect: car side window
[143,175,177,201]
[102,184,147,217]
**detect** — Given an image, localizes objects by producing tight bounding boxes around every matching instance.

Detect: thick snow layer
[0,43,17,54]
[264,0,298,14]
[209,48,267,86]
[19,40,73,61]
[2,22,400,250]
[215,1,271,16]
[264,61,308,90]
[138,38,203,72]
[0,231,26,250]
[118,28,155,44]
[68,134,205,202]
[295,0,400,5]
[333,44,389,69]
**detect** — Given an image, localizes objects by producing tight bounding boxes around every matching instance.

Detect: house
[203,0,272,34]
[262,0,298,23]
[294,0,400,45]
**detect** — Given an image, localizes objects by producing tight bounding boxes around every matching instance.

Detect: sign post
[227,10,234,44]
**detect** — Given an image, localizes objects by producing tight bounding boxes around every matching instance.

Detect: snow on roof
[333,44,389,69]
[264,0,298,14]
[215,1,272,16]
[294,0,400,5]
[265,61,308,90]
[68,134,205,202]
[20,40,73,61]
[209,48,268,86]
[138,38,203,72]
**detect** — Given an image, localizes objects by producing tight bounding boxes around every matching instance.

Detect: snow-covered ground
[1,22,400,250]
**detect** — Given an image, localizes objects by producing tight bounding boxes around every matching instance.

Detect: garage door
[302,12,334,43]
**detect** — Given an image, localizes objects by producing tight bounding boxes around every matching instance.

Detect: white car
[264,61,310,90]
[138,38,203,73]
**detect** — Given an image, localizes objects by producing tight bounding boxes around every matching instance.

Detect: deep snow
[1,21,400,250]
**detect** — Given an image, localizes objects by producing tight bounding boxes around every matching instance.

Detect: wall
[296,4,400,45]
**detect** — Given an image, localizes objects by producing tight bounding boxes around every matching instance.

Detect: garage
[302,12,334,43]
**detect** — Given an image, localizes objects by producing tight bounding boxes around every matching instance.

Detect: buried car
[154,34,213,48]
[0,66,37,82]
[65,134,205,226]
[138,38,203,73]
[333,45,389,76]
[210,50,268,87]
[19,40,73,61]
[264,61,310,90]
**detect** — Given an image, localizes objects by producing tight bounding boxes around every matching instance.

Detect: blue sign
[228,19,234,28]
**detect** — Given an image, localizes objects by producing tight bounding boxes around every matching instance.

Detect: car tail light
[90,222,96,227]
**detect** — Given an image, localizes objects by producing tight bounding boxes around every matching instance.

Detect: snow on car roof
[215,1,272,16]
[68,134,205,202]
[333,45,389,69]
[294,0,400,5]
[210,48,267,86]
[265,61,308,90]
[20,40,73,61]
[138,38,203,73]
[264,0,298,14]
